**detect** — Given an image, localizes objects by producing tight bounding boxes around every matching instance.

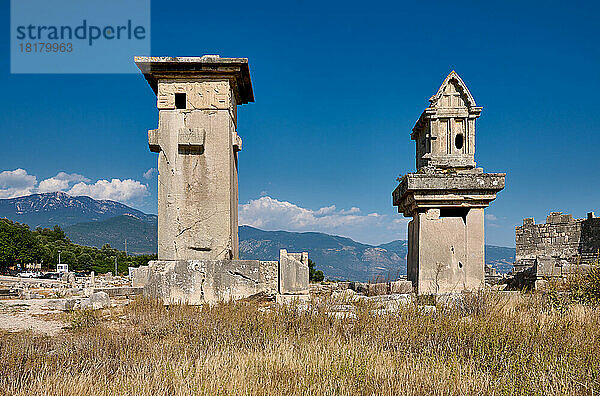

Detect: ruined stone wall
[581,216,600,262]
[259,260,278,295]
[278,250,309,295]
[515,212,600,272]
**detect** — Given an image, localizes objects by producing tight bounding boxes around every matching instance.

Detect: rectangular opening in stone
[175,93,186,109]
[439,207,469,221]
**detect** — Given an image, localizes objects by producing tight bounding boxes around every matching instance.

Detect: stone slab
[390,280,413,294]
[93,287,143,297]
[144,259,278,305]
[366,283,389,296]
[279,250,309,295]
[393,172,505,216]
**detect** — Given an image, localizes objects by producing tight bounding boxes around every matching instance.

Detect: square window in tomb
[440,207,470,218]
[175,93,186,109]
[440,207,470,223]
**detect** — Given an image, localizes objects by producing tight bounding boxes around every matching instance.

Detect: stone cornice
[134,55,254,105]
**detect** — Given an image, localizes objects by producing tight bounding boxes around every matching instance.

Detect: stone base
[407,207,485,294]
[131,250,309,305]
[275,294,310,304]
[393,171,505,295]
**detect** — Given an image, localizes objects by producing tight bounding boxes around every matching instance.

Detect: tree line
[0,219,156,275]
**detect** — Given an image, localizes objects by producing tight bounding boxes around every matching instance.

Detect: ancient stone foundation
[131,249,309,304]
[134,56,309,304]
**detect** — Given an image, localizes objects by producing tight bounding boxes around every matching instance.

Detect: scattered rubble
[81,292,111,310]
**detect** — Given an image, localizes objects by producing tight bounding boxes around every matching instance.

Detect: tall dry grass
[0,293,599,395]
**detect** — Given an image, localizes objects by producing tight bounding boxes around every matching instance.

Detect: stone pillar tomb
[132,56,309,304]
[392,71,505,294]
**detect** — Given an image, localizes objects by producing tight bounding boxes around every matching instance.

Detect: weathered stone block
[178,127,205,149]
[47,298,79,311]
[130,266,150,288]
[148,129,159,152]
[407,207,486,294]
[143,259,281,305]
[259,261,278,295]
[80,292,110,310]
[278,250,309,295]
[349,282,368,294]
[366,283,389,296]
[390,280,413,294]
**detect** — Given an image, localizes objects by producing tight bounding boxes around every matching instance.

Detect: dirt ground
[0,299,69,335]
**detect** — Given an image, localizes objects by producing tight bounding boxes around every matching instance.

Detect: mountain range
[238,226,409,281]
[0,193,515,280]
[0,192,156,228]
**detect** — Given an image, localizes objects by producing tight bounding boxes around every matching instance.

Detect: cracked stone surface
[141,259,278,305]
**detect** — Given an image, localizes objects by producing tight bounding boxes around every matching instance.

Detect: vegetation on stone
[546,264,600,308]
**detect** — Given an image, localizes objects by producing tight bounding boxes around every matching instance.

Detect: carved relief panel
[157,80,232,110]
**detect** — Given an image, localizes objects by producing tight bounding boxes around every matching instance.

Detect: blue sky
[1,0,599,247]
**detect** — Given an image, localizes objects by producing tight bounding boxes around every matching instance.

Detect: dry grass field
[0,292,599,395]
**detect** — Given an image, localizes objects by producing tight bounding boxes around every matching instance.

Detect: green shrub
[309,258,324,282]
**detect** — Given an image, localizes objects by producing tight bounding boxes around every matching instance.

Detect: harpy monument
[131,56,309,304]
[392,71,505,294]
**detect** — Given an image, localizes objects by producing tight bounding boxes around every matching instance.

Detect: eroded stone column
[136,56,254,261]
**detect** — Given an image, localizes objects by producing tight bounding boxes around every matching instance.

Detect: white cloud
[68,179,148,203]
[0,169,37,198]
[38,172,90,193]
[239,196,407,245]
[485,213,501,228]
[0,168,149,205]
[315,205,337,216]
[341,207,360,215]
[143,168,158,179]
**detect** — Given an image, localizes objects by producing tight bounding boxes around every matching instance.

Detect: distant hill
[64,214,158,255]
[0,193,515,281]
[484,245,516,274]
[239,226,407,281]
[0,192,156,228]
